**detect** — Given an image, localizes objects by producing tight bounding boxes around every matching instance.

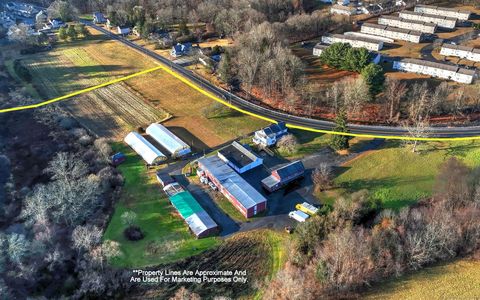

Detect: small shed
[261,161,305,192]
[124,132,166,165]
[111,152,126,166]
[117,26,130,35]
[156,172,175,187]
[185,211,219,238]
[218,141,263,174]
[146,123,191,158]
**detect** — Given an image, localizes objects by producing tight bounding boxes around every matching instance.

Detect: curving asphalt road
[85,22,480,139]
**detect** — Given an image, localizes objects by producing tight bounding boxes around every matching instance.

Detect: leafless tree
[72,225,102,252]
[170,287,201,300]
[342,77,370,116]
[383,78,407,122]
[402,119,431,153]
[430,82,451,115]
[312,163,333,192]
[277,134,299,155]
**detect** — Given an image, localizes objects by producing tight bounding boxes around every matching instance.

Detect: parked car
[288,210,310,223]
[295,202,320,216]
[200,176,209,185]
[208,181,218,191]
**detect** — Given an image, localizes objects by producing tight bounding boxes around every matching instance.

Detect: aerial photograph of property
[1,0,480,299]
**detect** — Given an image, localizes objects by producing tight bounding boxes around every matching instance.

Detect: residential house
[35,11,47,25]
[93,12,106,24]
[48,18,64,29]
[117,26,131,35]
[171,42,192,57]
[253,122,288,147]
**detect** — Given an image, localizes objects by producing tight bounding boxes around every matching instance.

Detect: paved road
[85,22,480,139]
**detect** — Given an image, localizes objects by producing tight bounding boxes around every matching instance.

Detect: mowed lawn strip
[334,141,480,209]
[364,259,480,300]
[104,144,220,268]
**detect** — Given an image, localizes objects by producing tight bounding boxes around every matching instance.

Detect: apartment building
[440,43,480,62]
[361,23,424,43]
[414,5,471,21]
[393,58,476,84]
[378,15,436,34]
[321,33,384,51]
[399,10,457,29]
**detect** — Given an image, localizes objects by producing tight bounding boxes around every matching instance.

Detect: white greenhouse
[146,123,191,158]
[124,132,166,165]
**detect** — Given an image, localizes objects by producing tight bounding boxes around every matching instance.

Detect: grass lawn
[364,259,480,299]
[332,140,480,209]
[275,129,330,159]
[103,144,220,267]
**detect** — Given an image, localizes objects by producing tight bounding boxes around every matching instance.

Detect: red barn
[198,156,267,218]
[261,161,305,192]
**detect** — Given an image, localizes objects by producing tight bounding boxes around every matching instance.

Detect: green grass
[275,129,330,159]
[103,144,220,267]
[364,259,480,299]
[333,140,480,209]
[211,193,247,223]
[252,231,288,300]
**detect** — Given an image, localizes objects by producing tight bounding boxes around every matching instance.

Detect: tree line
[264,157,480,299]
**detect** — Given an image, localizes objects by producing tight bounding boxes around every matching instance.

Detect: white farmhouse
[399,11,457,29]
[378,15,436,34]
[393,58,476,84]
[361,23,424,43]
[414,5,471,21]
[321,34,384,51]
[440,44,480,63]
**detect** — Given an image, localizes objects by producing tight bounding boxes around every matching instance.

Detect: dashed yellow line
[2,61,480,142]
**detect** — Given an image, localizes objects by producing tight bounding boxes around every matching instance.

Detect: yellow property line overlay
[1,61,479,142]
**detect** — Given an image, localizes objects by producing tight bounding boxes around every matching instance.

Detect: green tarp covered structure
[169,191,204,219]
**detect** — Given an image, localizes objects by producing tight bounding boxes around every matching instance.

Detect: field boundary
[3,62,480,142]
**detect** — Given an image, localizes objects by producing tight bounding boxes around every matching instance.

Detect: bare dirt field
[21,39,166,139]
[16,27,266,143]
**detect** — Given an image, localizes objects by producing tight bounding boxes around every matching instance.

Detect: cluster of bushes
[320,43,385,96]
[13,60,32,82]
[58,24,89,41]
[265,157,480,299]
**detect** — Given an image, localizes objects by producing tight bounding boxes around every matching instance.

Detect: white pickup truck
[288,210,310,223]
